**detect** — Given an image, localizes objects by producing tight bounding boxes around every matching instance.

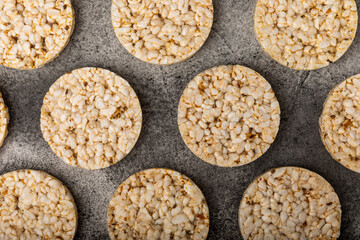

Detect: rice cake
[320,74,360,173]
[178,65,280,167]
[107,168,209,240]
[239,167,341,239]
[0,91,9,147]
[254,0,358,70]
[41,67,142,170]
[0,0,75,70]
[111,0,213,65]
[0,169,77,239]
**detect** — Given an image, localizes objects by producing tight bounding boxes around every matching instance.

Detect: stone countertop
[1,0,360,239]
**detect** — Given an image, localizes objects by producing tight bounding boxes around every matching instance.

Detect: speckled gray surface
[1,0,360,239]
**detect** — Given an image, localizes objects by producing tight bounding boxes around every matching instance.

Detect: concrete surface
[1,0,360,239]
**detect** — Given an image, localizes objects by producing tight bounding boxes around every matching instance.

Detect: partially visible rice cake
[0,169,77,239]
[0,91,9,147]
[178,65,280,167]
[239,167,341,239]
[320,74,360,173]
[107,168,209,240]
[0,0,75,70]
[254,0,358,70]
[41,67,142,170]
[111,0,213,65]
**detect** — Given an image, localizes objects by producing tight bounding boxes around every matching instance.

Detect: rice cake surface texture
[178,65,280,167]
[107,168,209,240]
[41,67,142,170]
[0,91,9,147]
[111,0,213,65]
[254,0,358,70]
[239,167,341,239]
[0,0,75,70]
[0,169,77,239]
[320,74,360,173]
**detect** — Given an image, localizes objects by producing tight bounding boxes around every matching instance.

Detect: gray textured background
[0,0,360,239]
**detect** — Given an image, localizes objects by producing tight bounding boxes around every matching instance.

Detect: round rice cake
[320,74,360,173]
[0,0,75,70]
[254,0,358,70]
[0,91,9,147]
[239,167,341,239]
[41,67,142,170]
[0,169,77,239]
[111,0,213,65]
[107,168,209,240]
[178,65,281,167]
